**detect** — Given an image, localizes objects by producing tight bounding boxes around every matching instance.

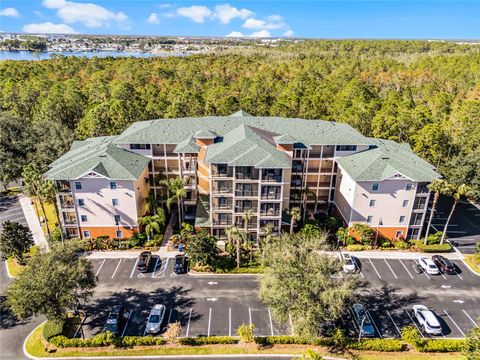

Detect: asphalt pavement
[0,195,28,233]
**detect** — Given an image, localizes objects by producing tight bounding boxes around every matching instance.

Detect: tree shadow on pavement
[0,295,33,330]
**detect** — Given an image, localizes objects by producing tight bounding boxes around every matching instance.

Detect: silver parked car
[412,305,442,335]
[145,304,166,334]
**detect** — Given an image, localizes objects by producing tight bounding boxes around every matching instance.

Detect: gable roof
[113,113,371,147]
[174,136,200,153]
[336,138,440,182]
[194,129,217,139]
[45,136,150,181]
[205,124,290,168]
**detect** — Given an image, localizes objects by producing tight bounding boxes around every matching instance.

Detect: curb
[4,259,14,279]
[187,271,259,277]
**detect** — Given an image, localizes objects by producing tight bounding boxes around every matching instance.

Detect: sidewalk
[341,249,464,260]
[18,194,49,252]
[85,246,178,259]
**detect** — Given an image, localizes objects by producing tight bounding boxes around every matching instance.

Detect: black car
[137,251,152,272]
[174,254,186,274]
[104,305,127,335]
[432,255,456,274]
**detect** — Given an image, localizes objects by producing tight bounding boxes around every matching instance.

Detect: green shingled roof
[195,194,211,227]
[174,136,200,153]
[194,129,217,139]
[113,112,371,147]
[336,139,440,182]
[205,124,290,168]
[45,136,150,181]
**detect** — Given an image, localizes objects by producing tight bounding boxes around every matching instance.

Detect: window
[369,199,376,207]
[80,215,88,222]
[399,216,405,223]
[110,181,117,190]
[112,199,119,206]
[115,230,123,238]
[367,216,373,223]
[74,181,82,190]
[402,200,409,208]
[371,183,379,191]
[335,145,357,151]
[114,215,121,224]
[78,199,85,206]
[83,230,91,238]
[129,144,151,150]
[405,183,413,191]
[395,230,403,238]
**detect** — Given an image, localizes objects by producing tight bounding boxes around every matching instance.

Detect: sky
[0,1,479,39]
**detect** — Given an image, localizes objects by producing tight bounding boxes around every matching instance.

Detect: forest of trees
[1,40,479,198]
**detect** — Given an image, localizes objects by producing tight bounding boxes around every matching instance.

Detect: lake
[0,50,183,61]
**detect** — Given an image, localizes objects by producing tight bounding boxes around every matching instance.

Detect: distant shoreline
[0,50,187,61]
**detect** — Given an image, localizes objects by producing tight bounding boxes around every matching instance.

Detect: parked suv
[174,254,187,274]
[137,251,152,272]
[412,305,442,335]
[145,304,166,334]
[432,255,456,274]
[104,305,127,335]
[352,303,375,337]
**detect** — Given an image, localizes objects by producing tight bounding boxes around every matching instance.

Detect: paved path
[344,250,464,260]
[18,195,49,252]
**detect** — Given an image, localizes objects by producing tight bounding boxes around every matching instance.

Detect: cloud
[22,22,77,34]
[249,30,271,38]
[242,17,284,30]
[283,29,294,37]
[214,4,253,24]
[177,5,212,23]
[159,3,171,8]
[266,14,282,21]
[147,13,160,24]
[0,7,20,17]
[42,0,128,28]
[34,10,43,17]
[226,31,244,37]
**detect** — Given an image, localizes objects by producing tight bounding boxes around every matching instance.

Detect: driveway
[0,195,28,233]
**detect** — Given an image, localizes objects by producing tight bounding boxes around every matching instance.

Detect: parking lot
[80,254,479,340]
[0,195,28,232]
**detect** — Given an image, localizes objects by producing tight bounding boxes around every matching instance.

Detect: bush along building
[45,111,440,241]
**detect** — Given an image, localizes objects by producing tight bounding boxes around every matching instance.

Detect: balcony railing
[60,200,74,209]
[291,179,302,186]
[292,165,303,172]
[320,167,333,173]
[262,175,282,183]
[63,218,77,225]
[235,206,258,213]
[212,203,233,210]
[212,220,233,226]
[235,190,257,197]
[260,210,280,217]
[261,194,281,200]
[235,173,259,180]
[212,186,233,193]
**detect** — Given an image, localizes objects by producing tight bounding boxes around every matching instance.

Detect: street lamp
[374,218,383,248]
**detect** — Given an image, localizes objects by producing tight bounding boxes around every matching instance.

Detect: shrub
[418,339,465,352]
[178,336,238,346]
[50,332,115,348]
[163,321,181,342]
[43,319,64,340]
[254,335,332,346]
[128,233,146,248]
[349,338,405,352]
[381,241,393,249]
[423,231,443,245]
[121,336,166,347]
[345,236,357,246]
[401,325,423,346]
[345,244,372,251]
[236,323,255,343]
[394,241,409,250]
[411,240,452,253]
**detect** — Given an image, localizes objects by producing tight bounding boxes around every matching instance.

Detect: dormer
[194,130,217,147]
[274,134,297,152]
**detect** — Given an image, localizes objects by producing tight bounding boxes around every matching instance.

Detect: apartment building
[45,111,440,241]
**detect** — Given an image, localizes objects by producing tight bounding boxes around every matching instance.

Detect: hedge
[417,339,466,352]
[43,319,65,341]
[49,333,169,348]
[348,338,405,352]
[345,244,373,251]
[411,240,452,253]
[178,336,239,346]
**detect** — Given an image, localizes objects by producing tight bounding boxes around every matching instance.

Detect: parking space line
[186,308,192,337]
[386,310,401,337]
[398,259,414,279]
[405,309,425,338]
[384,259,397,279]
[130,259,139,278]
[151,257,159,278]
[440,272,447,280]
[444,309,465,337]
[248,307,252,326]
[462,310,479,328]
[207,308,212,337]
[367,310,382,338]
[228,307,232,336]
[455,271,463,280]
[162,258,170,278]
[368,258,382,279]
[268,308,274,336]
[122,310,133,337]
[95,259,106,277]
[111,259,122,279]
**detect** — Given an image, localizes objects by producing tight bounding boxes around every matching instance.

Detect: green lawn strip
[357,353,464,360]
[32,198,57,233]
[6,257,24,277]
[464,255,480,275]
[0,187,21,196]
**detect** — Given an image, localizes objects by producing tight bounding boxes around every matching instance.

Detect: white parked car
[145,304,166,334]
[343,253,357,273]
[411,305,442,335]
[417,256,440,275]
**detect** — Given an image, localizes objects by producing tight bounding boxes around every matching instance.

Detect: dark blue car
[352,303,375,337]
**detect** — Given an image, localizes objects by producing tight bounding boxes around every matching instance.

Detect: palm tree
[226,225,242,269]
[441,183,470,245]
[242,209,254,240]
[289,207,301,234]
[144,193,159,216]
[138,207,166,241]
[160,176,189,226]
[40,179,64,243]
[301,186,317,220]
[424,179,450,244]
[22,164,51,239]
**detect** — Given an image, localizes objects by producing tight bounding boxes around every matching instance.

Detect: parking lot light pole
[358,315,366,342]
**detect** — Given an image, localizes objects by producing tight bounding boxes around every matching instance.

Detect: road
[0,195,28,232]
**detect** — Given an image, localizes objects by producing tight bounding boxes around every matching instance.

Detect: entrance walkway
[18,194,49,252]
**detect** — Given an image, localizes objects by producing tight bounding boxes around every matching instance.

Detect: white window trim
[399,216,405,223]
[78,199,85,206]
[74,181,82,190]
[402,200,409,207]
[81,215,88,222]
[371,183,379,192]
[405,183,413,191]
[369,199,376,207]
[83,230,91,238]
[112,199,119,206]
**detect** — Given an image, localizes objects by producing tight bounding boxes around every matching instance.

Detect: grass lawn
[464,254,480,275]
[25,324,464,359]
[32,198,57,234]
[6,258,25,277]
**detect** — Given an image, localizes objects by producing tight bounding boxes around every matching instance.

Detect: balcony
[262,175,282,183]
[261,193,281,200]
[62,215,77,225]
[212,220,233,226]
[56,180,71,193]
[212,183,233,193]
[59,199,74,209]
[260,209,280,217]
[308,152,322,158]
[235,206,258,213]
[291,178,302,187]
[235,170,259,180]
[318,182,330,187]
[235,190,257,197]
[212,165,233,177]
[292,165,303,172]
[320,167,333,173]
